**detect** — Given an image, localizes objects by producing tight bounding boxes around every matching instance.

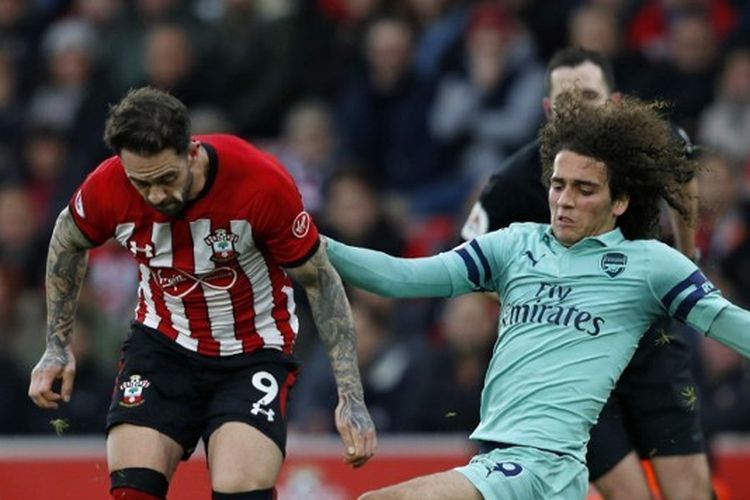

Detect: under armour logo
[522,250,544,267]
[251,402,275,422]
[129,241,154,258]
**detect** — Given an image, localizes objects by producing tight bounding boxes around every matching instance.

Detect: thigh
[586,395,634,482]
[107,329,205,459]
[207,422,283,492]
[107,423,184,480]
[204,361,298,456]
[456,447,586,500]
[592,451,651,500]
[361,470,482,500]
[651,454,711,500]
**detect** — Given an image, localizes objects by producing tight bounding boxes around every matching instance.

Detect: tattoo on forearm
[45,208,92,354]
[302,250,364,395]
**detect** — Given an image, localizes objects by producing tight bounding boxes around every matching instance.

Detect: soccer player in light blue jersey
[327,94,750,500]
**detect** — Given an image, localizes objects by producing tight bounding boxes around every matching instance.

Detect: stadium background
[0,0,750,498]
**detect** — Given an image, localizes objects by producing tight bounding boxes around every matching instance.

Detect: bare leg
[651,453,711,500]
[594,451,652,500]
[107,423,184,479]
[207,422,283,493]
[358,470,483,500]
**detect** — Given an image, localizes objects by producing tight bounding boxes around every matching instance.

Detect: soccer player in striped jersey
[28,87,376,500]
[326,94,750,500]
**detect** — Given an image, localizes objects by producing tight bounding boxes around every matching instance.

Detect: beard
[152,171,194,216]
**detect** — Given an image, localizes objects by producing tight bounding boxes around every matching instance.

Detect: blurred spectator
[0,0,46,97]
[695,336,750,438]
[699,47,750,164]
[503,0,581,61]
[289,300,429,433]
[27,17,112,179]
[319,168,404,255]
[272,100,338,215]
[625,0,736,58]
[219,0,305,137]
[630,10,719,133]
[28,17,98,131]
[0,185,46,287]
[567,2,646,93]
[429,2,544,184]
[695,153,745,265]
[412,294,497,432]
[189,106,235,135]
[20,125,68,230]
[404,0,471,82]
[0,45,23,180]
[0,264,28,433]
[140,22,216,108]
[338,16,438,198]
[103,0,206,95]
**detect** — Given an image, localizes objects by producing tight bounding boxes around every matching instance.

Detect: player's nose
[147,187,167,205]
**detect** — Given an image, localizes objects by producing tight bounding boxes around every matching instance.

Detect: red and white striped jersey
[69,134,320,357]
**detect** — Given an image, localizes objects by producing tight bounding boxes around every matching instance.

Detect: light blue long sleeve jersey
[327,223,750,465]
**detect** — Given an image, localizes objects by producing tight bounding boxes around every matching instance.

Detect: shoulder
[201,134,297,192]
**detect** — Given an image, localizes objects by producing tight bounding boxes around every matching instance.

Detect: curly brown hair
[539,92,697,240]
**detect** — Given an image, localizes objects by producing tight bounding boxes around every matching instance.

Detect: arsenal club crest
[601,252,628,278]
[204,228,239,263]
[119,374,150,407]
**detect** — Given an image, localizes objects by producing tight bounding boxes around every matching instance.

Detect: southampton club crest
[119,374,150,408]
[204,228,240,263]
[601,252,628,278]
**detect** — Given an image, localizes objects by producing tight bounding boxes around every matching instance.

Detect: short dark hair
[104,86,190,156]
[545,47,616,96]
[540,92,697,240]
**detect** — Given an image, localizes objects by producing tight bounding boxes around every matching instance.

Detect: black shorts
[586,318,705,481]
[107,324,299,460]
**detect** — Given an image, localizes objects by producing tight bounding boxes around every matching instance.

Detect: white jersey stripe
[232,220,284,349]
[150,222,173,268]
[191,219,243,355]
[114,223,136,247]
[138,264,161,330]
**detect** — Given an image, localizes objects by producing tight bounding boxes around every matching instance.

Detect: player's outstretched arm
[325,237,456,298]
[29,207,93,409]
[707,304,750,358]
[286,243,377,468]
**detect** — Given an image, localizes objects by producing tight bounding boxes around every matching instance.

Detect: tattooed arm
[286,241,377,468]
[28,207,94,409]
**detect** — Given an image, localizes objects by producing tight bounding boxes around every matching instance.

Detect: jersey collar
[543,226,626,250]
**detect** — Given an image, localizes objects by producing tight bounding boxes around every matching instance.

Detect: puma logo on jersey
[522,250,544,267]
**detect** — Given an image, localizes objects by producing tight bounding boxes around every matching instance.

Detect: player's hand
[335,391,377,468]
[28,346,76,409]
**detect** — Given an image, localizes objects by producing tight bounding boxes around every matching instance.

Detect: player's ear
[609,92,623,104]
[612,195,629,217]
[188,140,200,158]
[543,97,552,119]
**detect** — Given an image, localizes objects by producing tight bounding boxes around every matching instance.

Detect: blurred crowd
[0,0,749,450]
